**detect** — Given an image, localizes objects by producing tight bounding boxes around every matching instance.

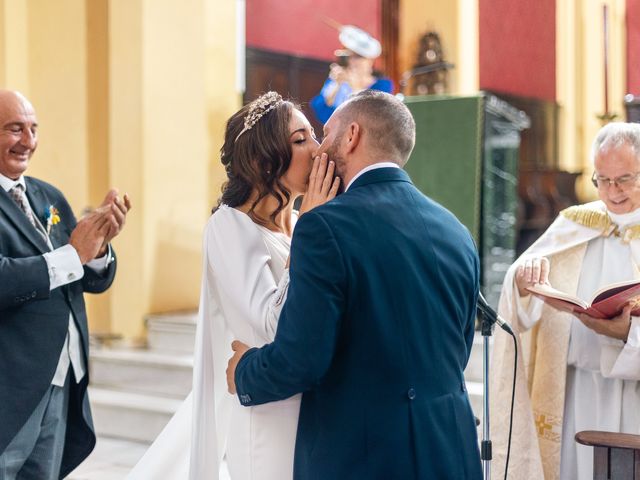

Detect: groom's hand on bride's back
[227,340,250,394]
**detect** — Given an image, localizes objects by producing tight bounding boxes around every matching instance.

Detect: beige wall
[27,0,90,208]
[206,0,242,205]
[2,0,91,212]
[0,0,240,338]
[108,0,240,338]
[399,0,478,95]
[557,0,627,201]
[0,0,29,89]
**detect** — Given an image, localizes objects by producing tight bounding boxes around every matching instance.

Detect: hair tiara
[235,91,284,143]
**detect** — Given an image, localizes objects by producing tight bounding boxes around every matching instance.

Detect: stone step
[90,347,193,398]
[89,382,485,447]
[69,436,232,479]
[145,311,197,354]
[89,387,183,444]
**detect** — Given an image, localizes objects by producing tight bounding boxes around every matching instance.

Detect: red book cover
[527,280,640,319]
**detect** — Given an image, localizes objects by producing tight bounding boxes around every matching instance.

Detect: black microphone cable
[476,295,517,480]
[503,326,517,480]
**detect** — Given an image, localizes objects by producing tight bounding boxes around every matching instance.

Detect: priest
[491,122,640,480]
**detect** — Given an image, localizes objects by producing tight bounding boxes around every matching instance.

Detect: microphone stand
[479,306,494,480]
[476,293,515,480]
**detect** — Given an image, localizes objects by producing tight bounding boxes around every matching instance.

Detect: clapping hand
[68,188,131,263]
[227,340,250,395]
[69,206,114,264]
[96,189,131,257]
[299,153,340,215]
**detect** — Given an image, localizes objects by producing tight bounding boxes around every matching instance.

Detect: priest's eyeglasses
[591,172,640,190]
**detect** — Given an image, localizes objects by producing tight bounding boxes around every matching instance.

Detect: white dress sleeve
[127,209,293,480]
[207,207,290,344]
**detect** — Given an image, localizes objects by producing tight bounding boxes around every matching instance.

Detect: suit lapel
[0,185,49,253]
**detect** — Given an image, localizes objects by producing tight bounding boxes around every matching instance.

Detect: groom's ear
[345,122,361,154]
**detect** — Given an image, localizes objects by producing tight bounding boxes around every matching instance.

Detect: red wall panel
[246,0,381,62]
[479,0,556,101]
[628,0,640,95]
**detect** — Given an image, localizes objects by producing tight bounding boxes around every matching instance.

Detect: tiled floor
[67,437,147,480]
[67,437,232,480]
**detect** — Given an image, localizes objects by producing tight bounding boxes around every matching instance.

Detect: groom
[227,90,482,479]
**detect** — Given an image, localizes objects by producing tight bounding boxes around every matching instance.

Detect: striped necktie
[8,184,38,228]
[9,183,47,239]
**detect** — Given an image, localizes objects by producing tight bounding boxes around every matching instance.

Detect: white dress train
[127,205,300,480]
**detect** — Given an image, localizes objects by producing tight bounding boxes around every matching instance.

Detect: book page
[526,283,589,309]
[589,279,640,304]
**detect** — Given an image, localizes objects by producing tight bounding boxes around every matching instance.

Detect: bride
[127,91,339,479]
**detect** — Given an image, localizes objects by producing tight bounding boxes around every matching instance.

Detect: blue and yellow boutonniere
[44,205,61,235]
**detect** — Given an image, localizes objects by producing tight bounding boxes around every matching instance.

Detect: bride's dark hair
[215,92,296,226]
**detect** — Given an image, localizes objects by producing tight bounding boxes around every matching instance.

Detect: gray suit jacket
[0,176,116,477]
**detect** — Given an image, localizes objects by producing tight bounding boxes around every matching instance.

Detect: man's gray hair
[337,90,416,165]
[591,122,640,163]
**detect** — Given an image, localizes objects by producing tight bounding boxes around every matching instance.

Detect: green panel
[481,103,521,306]
[404,95,484,243]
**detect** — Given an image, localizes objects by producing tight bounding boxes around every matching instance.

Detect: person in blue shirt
[311,27,393,124]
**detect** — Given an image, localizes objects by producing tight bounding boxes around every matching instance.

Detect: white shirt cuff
[86,244,113,273]
[515,291,544,331]
[627,316,640,348]
[600,316,640,380]
[43,244,84,290]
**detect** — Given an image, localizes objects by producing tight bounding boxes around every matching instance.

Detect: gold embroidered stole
[491,202,640,480]
[527,244,585,479]
[490,245,585,480]
[561,204,640,243]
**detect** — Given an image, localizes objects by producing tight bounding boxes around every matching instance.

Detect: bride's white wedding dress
[127,205,300,480]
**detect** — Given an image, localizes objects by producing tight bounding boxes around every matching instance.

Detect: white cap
[339,25,382,59]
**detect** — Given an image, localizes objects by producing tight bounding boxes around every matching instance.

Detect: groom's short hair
[337,90,416,166]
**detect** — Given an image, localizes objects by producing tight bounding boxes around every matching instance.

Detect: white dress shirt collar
[0,173,26,193]
[345,162,400,192]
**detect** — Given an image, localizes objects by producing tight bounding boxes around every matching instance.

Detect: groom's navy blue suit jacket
[235,167,482,479]
[0,176,116,477]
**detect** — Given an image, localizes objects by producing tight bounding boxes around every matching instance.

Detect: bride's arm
[208,157,340,343]
[264,268,290,338]
[206,210,288,343]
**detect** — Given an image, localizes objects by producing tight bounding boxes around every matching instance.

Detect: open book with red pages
[527,279,640,319]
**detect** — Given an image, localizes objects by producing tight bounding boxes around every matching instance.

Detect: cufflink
[105,245,115,266]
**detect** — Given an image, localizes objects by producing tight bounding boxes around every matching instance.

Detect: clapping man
[0,90,130,479]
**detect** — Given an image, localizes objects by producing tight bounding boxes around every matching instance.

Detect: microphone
[477,292,513,334]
